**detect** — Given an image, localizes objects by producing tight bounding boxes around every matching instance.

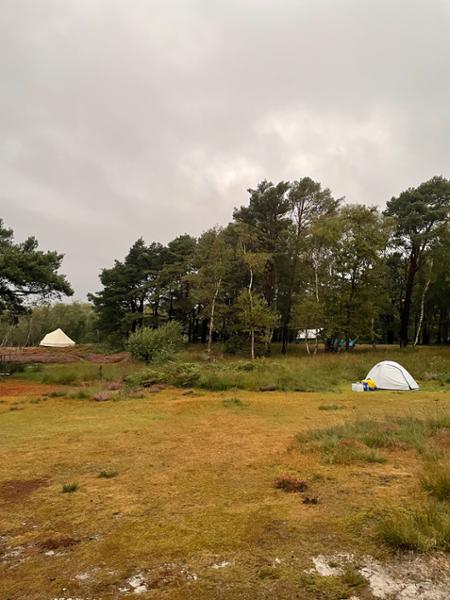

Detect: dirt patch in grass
[0,478,48,502]
[37,537,80,551]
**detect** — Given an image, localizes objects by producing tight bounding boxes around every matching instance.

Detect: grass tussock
[298,414,450,464]
[324,441,386,465]
[98,469,118,479]
[301,567,367,600]
[421,461,450,501]
[318,404,344,411]
[61,482,78,493]
[377,505,450,552]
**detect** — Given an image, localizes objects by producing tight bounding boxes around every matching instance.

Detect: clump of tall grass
[377,505,450,551]
[98,469,118,479]
[297,413,450,464]
[421,461,450,501]
[62,482,78,493]
[324,441,386,465]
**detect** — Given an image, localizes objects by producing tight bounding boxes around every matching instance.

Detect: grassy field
[2,346,450,599]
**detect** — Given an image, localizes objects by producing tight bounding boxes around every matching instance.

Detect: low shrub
[62,482,78,493]
[0,362,26,375]
[127,322,183,363]
[107,381,122,391]
[223,335,244,355]
[125,361,203,389]
[274,475,308,493]
[91,392,111,402]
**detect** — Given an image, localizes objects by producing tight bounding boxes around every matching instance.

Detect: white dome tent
[365,360,419,391]
[39,328,75,348]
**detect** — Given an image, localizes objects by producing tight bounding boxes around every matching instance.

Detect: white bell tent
[366,360,419,391]
[39,328,75,348]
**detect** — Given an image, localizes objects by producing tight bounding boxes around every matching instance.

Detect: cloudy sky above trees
[2,0,450,298]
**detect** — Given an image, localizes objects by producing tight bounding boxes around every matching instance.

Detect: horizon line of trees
[88,175,450,355]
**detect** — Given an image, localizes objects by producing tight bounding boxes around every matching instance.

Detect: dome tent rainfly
[39,328,75,348]
[365,360,419,391]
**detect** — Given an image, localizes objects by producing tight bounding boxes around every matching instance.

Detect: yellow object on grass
[362,378,377,390]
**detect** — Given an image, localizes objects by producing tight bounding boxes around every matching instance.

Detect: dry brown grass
[1,375,450,598]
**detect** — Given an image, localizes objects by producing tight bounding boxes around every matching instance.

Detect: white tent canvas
[366,360,419,391]
[39,328,75,348]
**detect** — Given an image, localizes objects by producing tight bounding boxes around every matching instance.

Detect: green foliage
[223,335,244,354]
[0,219,72,318]
[384,176,450,346]
[127,322,183,363]
[0,302,96,347]
[87,175,450,350]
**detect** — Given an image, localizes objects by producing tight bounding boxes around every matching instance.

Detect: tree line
[1,175,449,353]
[89,176,450,353]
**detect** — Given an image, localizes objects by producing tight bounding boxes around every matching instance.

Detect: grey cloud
[1,0,450,298]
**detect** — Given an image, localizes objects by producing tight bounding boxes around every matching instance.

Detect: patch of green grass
[377,505,450,552]
[298,414,450,465]
[61,482,78,493]
[421,461,450,501]
[42,370,78,385]
[324,442,386,465]
[98,470,118,479]
[301,567,367,600]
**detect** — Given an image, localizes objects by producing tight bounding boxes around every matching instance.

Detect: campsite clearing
[2,347,450,599]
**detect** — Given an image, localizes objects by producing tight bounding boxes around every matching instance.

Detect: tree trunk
[207,278,221,362]
[400,253,418,347]
[248,267,255,360]
[414,258,433,347]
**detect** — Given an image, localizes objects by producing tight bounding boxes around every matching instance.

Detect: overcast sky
[2,0,450,299]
